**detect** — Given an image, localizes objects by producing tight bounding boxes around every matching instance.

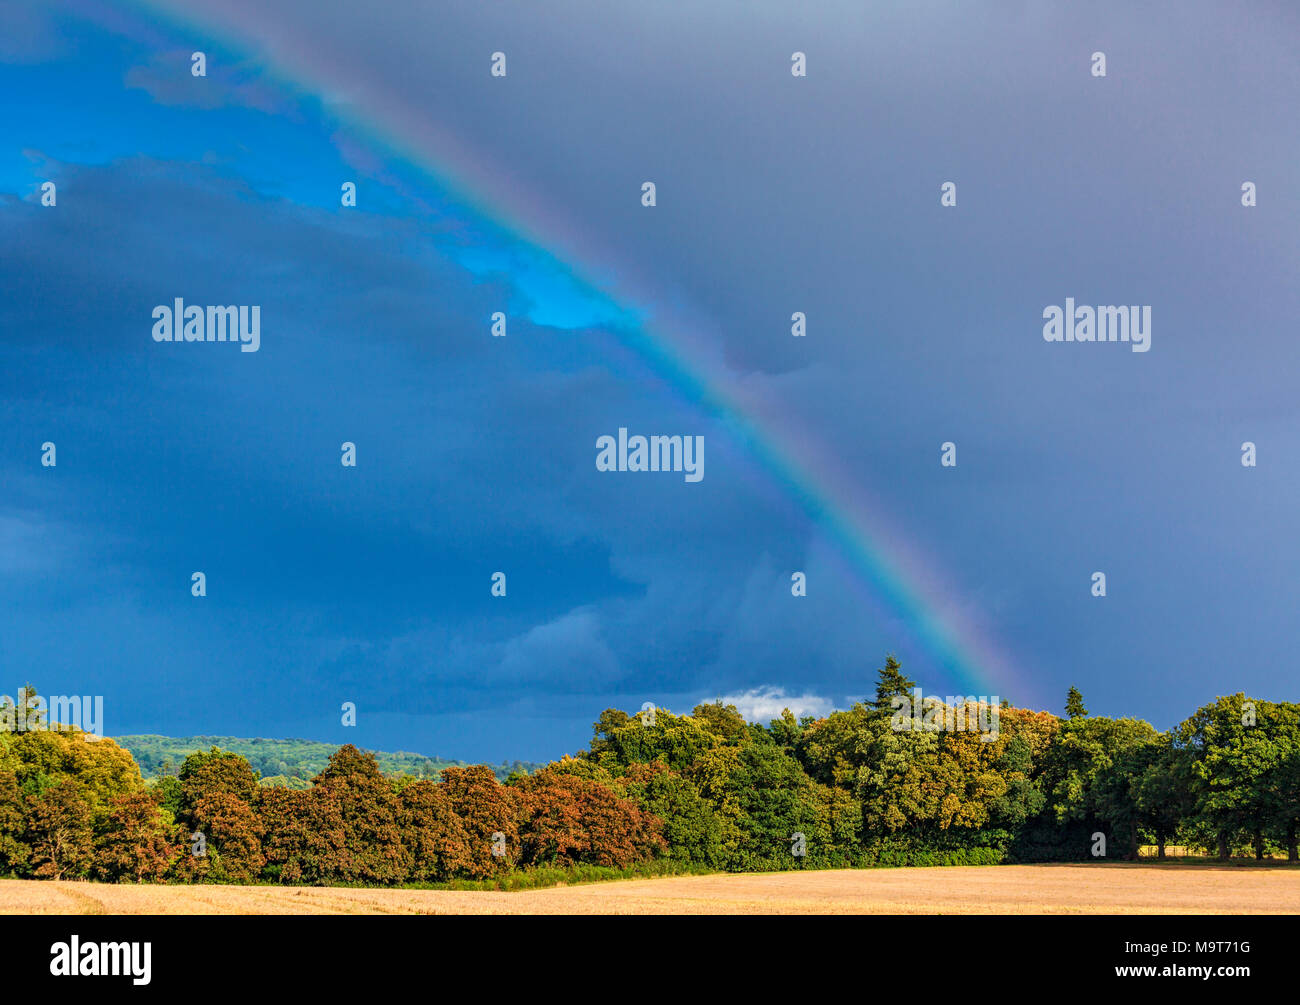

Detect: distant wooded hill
[113,735,541,787]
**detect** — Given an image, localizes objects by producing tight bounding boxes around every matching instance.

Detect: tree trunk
[1288,822,1297,863]
[1217,834,1229,861]
[1254,828,1265,861]
[1157,835,1166,859]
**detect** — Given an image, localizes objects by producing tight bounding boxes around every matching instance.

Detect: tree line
[1,660,1297,885]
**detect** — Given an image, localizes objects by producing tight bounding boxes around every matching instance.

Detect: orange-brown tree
[514,769,665,868]
[437,765,519,876]
[25,780,94,879]
[93,791,176,882]
[311,745,406,885]
[398,779,475,881]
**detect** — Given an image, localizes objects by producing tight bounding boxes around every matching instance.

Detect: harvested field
[2,863,1297,914]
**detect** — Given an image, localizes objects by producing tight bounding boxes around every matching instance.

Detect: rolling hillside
[113,734,541,786]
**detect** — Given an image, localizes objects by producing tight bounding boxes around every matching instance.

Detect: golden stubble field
[2,863,1298,914]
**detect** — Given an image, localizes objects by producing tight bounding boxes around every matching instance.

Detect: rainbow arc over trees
[133,0,1034,705]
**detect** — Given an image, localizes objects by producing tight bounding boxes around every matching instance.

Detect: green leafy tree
[614,762,731,868]
[1176,694,1293,860]
[795,703,872,789]
[1045,715,1161,859]
[692,701,750,743]
[1129,740,1193,858]
[723,741,831,870]
[154,775,182,818]
[0,771,31,874]
[1275,737,1300,862]
[584,707,724,774]
[766,709,804,748]
[10,730,141,813]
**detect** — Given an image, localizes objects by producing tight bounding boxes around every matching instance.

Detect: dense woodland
[1,659,1298,885]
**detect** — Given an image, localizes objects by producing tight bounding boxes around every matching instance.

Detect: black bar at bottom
[5,913,1282,991]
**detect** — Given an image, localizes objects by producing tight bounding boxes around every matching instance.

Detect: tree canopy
[3,669,1298,886]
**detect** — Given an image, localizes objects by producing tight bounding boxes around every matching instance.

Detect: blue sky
[2,1,1297,762]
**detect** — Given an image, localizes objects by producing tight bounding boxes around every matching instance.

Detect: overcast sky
[1,1,1297,761]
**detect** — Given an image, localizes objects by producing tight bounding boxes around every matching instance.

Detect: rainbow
[115,0,1035,705]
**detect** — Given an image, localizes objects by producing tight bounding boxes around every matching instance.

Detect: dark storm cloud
[3,0,1298,758]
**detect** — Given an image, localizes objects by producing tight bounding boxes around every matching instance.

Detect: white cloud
[717,686,833,724]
